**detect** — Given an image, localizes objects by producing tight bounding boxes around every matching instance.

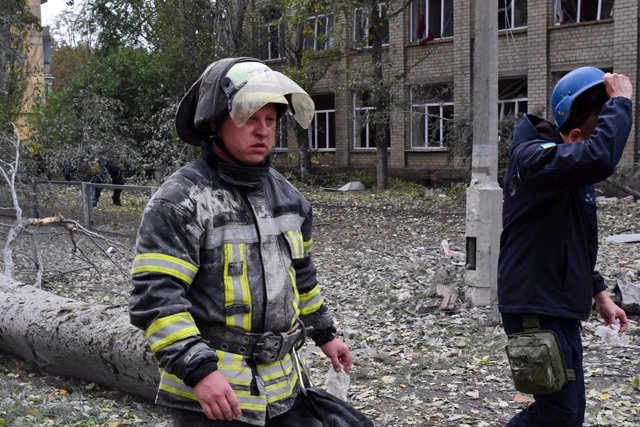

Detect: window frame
[303,13,335,51]
[353,3,389,48]
[308,109,336,151]
[410,102,454,149]
[352,91,390,150]
[554,0,615,25]
[498,0,527,31]
[266,21,284,60]
[410,0,454,43]
[273,116,288,151]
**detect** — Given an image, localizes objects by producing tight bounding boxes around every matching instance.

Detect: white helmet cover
[222,62,315,129]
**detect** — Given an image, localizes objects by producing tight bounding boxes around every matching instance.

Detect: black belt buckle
[254,331,285,363]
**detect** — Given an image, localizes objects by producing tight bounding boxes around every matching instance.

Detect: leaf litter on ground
[0,183,638,426]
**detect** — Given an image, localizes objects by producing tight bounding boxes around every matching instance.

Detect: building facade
[17,0,50,141]
[261,0,639,182]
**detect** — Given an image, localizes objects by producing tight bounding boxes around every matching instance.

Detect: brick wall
[269,0,639,178]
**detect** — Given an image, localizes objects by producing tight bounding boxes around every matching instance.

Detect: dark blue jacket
[498,97,632,320]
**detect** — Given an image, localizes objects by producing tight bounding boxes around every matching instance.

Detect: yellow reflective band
[217,349,245,366]
[215,350,253,386]
[287,230,303,258]
[222,244,252,331]
[303,238,313,256]
[265,374,297,403]
[150,325,200,353]
[289,266,300,321]
[223,244,237,329]
[299,285,324,314]
[300,298,323,315]
[132,253,198,285]
[159,372,198,401]
[299,284,320,302]
[146,312,196,338]
[236,390,267,411]
[238,244,252,331]
[146,312,200,353]
[259,354,293,381]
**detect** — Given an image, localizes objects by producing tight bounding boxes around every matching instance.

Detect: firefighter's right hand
[604,73,632,99]
[193,370,242,420]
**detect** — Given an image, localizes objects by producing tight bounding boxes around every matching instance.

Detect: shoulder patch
[539,142,556,149]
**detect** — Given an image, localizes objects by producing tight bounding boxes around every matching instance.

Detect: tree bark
[296,125,312,182]
[0,274,158,400]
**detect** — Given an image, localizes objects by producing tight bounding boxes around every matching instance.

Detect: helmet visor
[229,70,315,129]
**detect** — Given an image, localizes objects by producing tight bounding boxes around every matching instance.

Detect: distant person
[498,67,632,425]
[91,158,124,207]
[129,58,352,426]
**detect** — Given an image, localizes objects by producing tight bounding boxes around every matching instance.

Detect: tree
[37,0,256,181]
[347,0,446,188]
[365,0,391,188]
[268,0,346,180]
[1,124,131,285]
[0,0,39,132]
[0,273,157,400]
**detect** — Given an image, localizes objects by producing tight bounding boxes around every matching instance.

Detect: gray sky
[41,0,83,26]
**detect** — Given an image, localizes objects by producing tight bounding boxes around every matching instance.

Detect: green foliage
[34,1,256,181]
[33,43,187,180]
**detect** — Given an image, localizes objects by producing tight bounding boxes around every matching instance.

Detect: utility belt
[200,323,305,364]
[505,314,576,395]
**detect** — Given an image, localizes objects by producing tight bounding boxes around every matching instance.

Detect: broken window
[303,13,335,50]
[309,94,336,150]
[498,78,528,122]
[410,84,454,149]
[554,0,614,25]
[353,3,389,48]
[498,0,527,30]
[353,91,390,149]
[262,8,284,60]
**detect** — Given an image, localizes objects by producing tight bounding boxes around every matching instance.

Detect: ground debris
[0,185,638,426]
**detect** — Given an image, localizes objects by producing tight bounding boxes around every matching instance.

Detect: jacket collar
[508,114,563,156]
[203,146,270,189]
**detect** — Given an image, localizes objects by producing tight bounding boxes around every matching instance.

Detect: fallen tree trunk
[0,273,158,400]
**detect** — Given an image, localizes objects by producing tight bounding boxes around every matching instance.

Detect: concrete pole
[464,0,502,306]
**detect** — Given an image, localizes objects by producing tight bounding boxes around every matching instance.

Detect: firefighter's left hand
[320,338,352,373]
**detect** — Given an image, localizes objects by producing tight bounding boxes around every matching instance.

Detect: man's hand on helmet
[603,73,632,99]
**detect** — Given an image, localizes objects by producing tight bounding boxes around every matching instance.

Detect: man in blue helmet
[129,58,352,426]
[498,67,632,425]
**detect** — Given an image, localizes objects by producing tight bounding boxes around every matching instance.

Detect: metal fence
[0,180,157,237]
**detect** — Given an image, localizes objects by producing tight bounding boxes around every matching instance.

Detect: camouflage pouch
[505,315,576,395]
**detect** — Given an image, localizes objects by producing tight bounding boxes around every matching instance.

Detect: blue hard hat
[551,67,605,130]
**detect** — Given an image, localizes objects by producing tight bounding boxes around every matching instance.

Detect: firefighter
[129,57,352,426]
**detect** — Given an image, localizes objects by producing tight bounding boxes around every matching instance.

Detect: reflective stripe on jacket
[129,155,335,425]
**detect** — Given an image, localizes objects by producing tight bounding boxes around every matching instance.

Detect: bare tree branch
[1,123,132,285]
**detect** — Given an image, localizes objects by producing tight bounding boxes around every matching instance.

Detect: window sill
[498,27,527,35]
[550,17,613,30]
[406,147,449,152]
[407,36,453,47]
[351,43,390,51]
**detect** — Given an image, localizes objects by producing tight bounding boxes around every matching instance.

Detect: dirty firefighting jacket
[129,152,336,425]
